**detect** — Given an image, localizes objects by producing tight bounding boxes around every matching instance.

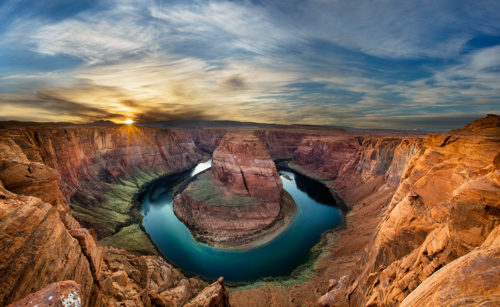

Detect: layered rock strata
[344,117,500,306]
[174,132,295,248]
[0,176,230,307]
[0,125,229,307]
[0,125,205,254]
[230,133,425,306]
[2,116,499,306]
[211,132,283,202]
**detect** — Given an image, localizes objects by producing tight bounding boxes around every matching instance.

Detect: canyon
[0,114,499,306]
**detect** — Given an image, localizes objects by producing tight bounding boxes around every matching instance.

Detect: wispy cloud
[0,0,499,128]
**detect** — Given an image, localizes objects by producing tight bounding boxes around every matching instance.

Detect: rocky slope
[0,124,229,306]
[2,116,499,306]
[230,133,425,306]
[174,132,297,248]
[1,125,205,253]
[342,118,500,306]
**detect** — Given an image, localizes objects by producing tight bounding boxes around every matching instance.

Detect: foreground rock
[174,132,295,248]
[0,129,229,307]
[0,181,231,306]
[8,281,82,307]
[344,115,500,306]
[400,224,500,306]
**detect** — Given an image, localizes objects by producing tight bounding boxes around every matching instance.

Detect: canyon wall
[0,125,229,306]
[291,134,424,209]
[304,115,500,306]
[2,116,499,306]
[345,122,500,306]
[230,132,426,306]
[5,125,204,200]
[1,125,206,253]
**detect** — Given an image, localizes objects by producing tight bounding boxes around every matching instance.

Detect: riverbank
[173,171,298,249]
[199,190,297,250]
[228,179,393,306]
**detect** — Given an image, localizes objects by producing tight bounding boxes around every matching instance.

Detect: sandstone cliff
[0,124,229,307]
[174,132,296,248]
[1,125,205,253]
[343,117,500,306]
[2,117,499,307]
[212,132,282,202]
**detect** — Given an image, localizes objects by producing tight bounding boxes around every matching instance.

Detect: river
[139,159,343,283]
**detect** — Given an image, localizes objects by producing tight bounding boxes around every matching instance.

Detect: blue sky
[0,0,499,128]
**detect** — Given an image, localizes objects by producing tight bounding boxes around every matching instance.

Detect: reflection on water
[140,160,343,283]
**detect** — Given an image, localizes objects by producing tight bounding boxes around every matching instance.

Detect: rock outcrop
[0,172,231,307]
[0,186,95,306]
[344,124,500,306]
[211,132,282,202]
[174,132,295,248]
[1,125,205,254]
[8,280,83,307]
[2,116,499,307]
[400,224,500,306]
[0,124,230,307]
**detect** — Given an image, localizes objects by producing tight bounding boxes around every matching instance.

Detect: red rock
[174,132,295,247]
[0,188,94,306]
[8,280,82,307]
[212,132,282,202]
[346,116,500,306]
[184,277,230,307]
[401,224,500,306]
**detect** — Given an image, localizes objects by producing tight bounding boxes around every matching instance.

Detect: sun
[124,119,134,125]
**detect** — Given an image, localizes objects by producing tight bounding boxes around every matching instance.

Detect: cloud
[0,0,499,129]
[219,74,246,91]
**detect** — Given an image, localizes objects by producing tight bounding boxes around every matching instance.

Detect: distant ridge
[85,120,117,126]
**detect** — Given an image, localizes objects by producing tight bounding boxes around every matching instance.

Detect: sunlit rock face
[211,132,282,202]
[0,125,206,245]
[1,116,499,306]
[345,115,500,306]
[8,281,83,307]
[0,125,231,307]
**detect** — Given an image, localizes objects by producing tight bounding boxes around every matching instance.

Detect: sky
[0,0,499,129]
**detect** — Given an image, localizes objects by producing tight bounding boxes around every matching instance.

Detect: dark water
[140,160,343,283]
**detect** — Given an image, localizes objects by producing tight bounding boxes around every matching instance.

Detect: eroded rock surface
[344,115,500,306]
[0,125,229,307]
[211,132,282,202]
[8,280,82,307]
[174,132,295,248]
[2,116,499,307]
[1,125,205,254]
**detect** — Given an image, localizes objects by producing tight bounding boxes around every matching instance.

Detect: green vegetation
[281,173,293,181]
[99,224,158,255]
[229,229,340,289]
[187,173,258,206]
[70,166,171,255]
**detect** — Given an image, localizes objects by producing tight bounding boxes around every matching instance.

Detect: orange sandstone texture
[211,132,282,202]
[0,126,230,307]
[173,132,289,247]
[340,115,500,306]
[8,280,83,307]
